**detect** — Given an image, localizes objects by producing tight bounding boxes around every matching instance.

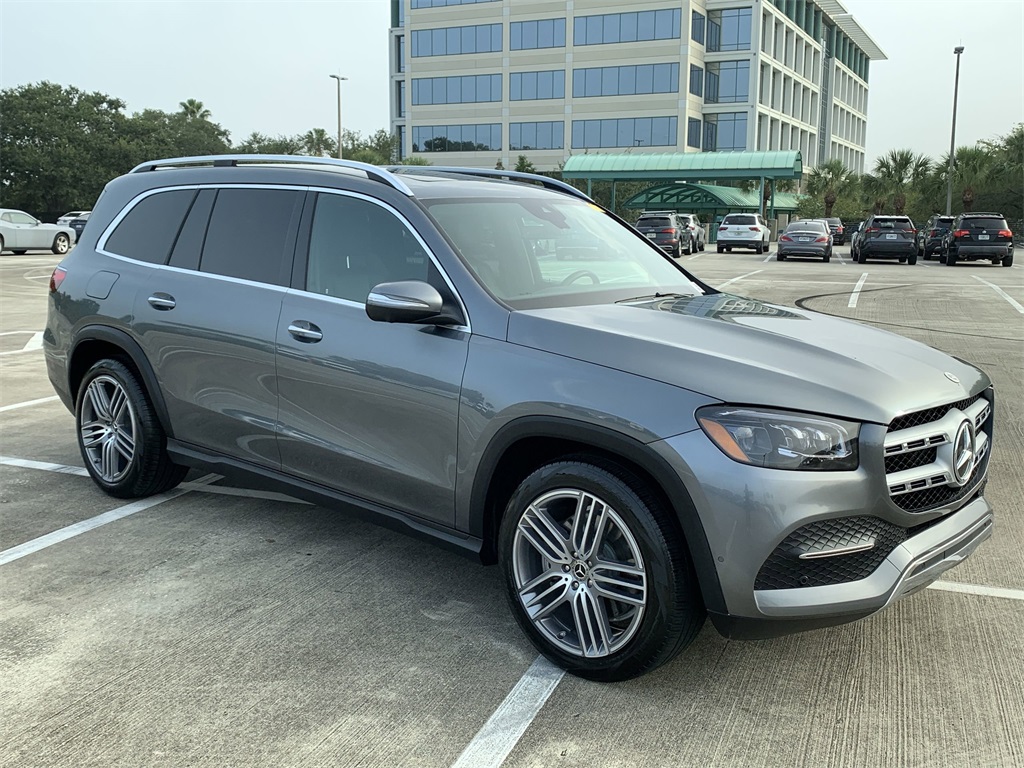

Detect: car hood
[506,293,988,426]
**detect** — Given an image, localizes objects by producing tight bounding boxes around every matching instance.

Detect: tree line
[801,128,1023,224]
[0,82,418,219]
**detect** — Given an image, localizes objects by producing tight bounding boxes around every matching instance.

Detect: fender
[467,415,726,614]
[70,325,175,438]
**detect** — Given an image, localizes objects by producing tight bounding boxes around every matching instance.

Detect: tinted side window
[168,189,216,271]
[200,188,303,285]
[306,193,431,303]
[104,189,196,264]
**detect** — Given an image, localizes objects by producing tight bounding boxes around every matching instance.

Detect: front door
[275,191,469,526]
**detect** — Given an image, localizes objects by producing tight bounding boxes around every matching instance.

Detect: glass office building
[389,0,884,172]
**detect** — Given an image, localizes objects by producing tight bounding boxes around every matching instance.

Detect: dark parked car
[941,212,1014,267]
[854,215,918,264]
[46,156,994,681]
[777,219,832,261]
[915,214,955,260]
[634,211,699,257]
[69,212,91,244]
[823,217,846,245]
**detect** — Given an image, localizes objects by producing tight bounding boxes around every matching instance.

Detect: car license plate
[978,234,990,240]
[799,237,810,242]
[646,233,657,239]
[885,233,897,240]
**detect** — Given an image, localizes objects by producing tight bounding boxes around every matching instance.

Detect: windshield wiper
[615,292,692,304]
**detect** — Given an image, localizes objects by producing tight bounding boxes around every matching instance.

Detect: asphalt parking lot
[2,245,1022,767]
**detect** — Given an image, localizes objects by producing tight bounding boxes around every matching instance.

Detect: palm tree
[179,99,211,121]
[301,127,337,157]
[872,149,931,214]
[805,159,853,217]
[860,173,889,215]
[945,146,992,212]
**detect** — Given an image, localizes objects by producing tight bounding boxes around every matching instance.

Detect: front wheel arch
[468,417,726,616]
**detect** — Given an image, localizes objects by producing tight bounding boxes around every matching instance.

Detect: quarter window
[306,194,432,303]
[104,189,196,265]
[199,188,303,285]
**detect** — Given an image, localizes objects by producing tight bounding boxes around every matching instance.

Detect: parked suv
[634,211,700,257]
[46,156,995,681]
[854,215,918,264]
[916,214,955,260]
[941,212,1014,267]
[823,217,846,245]
[716,213,771,253]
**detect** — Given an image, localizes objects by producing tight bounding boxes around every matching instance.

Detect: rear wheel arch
[69,327,173,438]
[469,417,726,614]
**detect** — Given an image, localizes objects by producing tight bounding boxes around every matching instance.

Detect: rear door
[131,185,304,468]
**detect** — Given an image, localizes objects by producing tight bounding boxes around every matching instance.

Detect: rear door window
[200,188,304,285]
[104,189,196,264]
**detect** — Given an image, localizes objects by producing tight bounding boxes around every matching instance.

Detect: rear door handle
[147,293,176,310]
[288,321,323,343]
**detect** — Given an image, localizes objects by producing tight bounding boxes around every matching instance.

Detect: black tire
[717,245,724,254]
[52,233,70,255]
[0,234,4,252]
[698,237,705,252]
[755,242,763,255]
[1004,252,1014,267]
[857,249,867,264]
[908,253,918,265]
[898,257,907,264]
[683,236,692,256]
[75,358,187,499]
[824,251,831,262]
[946,250,957,266]
[498,457,705,682]
[726,247,733,253]
[13,249,28,255]
[777,253,786,261]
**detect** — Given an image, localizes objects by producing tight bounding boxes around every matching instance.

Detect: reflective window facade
[708,9,752,52]
[411,24,503,57]
[572,63,679,97]
[510,121,564,150]
[412,74,501,105]
[571,116,677,148]
[689,64,703,97]
[691,11,705,45]
[687,117,701,148]
[511,18,566,50]
[412,0,499,6]
[705,61,749,103]
[510,70,566,100]
[573,9,681,45]
[413,124,502,152]
[703,112,747,151]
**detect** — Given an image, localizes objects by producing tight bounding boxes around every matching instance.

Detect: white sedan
[0,209,75,255]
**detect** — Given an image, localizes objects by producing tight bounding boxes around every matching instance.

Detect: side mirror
[365,280,454,325]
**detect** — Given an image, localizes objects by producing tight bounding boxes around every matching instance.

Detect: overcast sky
[1,0,1022,166]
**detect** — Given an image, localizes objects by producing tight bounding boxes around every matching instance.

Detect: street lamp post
[329,74,349,159]
[944,46,964,215]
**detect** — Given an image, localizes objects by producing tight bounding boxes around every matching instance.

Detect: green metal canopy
[561,151,803,182]
[624,182,801,213]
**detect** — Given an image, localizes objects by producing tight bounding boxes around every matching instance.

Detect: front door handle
[288,321,323,343]
[147,293,176,310]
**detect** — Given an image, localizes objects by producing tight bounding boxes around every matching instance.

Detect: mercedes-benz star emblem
[571,562,589,579]
[952,419,977,486]
[944,372,960,384]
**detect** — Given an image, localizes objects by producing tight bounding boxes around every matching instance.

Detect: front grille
[755,516,906,590]
[888,395,980,433]
[885,392,991,513]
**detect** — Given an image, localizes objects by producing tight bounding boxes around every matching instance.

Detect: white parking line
[0,474,219,566]
[928,581,1024,601]
[0,456,87,476]
[450,655,565,768]
[848,272,869,307]
[0,396,60,413]
[973,275,1024,313]
[718,269,764,290]
[22,332,44,351]
[687,254,700,260]
[762,251,774,263]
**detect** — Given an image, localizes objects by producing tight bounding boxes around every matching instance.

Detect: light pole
[944,46,964,215]
[329,74,349,159]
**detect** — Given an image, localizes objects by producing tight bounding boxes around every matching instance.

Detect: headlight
[696,406,859,471]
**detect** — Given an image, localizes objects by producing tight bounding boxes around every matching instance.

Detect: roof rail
[385,165,593,202]
[128,155,414,196]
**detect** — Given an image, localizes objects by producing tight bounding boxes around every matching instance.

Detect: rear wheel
[716,245,723,253]
[898,257,907,264]
[1004,252,1014,267]
[946,250,957,266]
[777,253,786,261]
[824,251,831,262]
[13,249,28,255]
[908,253,918,265]
[76,359,187,499]
[683,236,692,255]
[857,250,867,264]
[755,242,764,255]
[499,458,705,682]
[52,233,70,255]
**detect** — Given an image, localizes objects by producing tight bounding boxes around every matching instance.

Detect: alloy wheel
[80,375,138,483]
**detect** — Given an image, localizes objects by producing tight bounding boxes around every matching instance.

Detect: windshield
[426,197,705,308]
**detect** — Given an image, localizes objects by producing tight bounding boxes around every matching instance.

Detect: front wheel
[52,233,70,255]
[498,458,704,682]
[76,359,187,499]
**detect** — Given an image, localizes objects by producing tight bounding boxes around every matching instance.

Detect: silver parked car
[45,156,994,681]
[56,210,89,227]
[0,208,75,255]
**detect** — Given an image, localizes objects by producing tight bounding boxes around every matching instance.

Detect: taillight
[719,226,728,231]
[748,227,760,231]
[836,226,844,233]
[815,236,828,243]
[49,265,67,293]
[661,228,676,234]
[998,229,1013,238]
[779,234,793,241]
[953,229,969,238]
[866,227,879,233]
[930,229,938,237]
[688,224,696,230]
